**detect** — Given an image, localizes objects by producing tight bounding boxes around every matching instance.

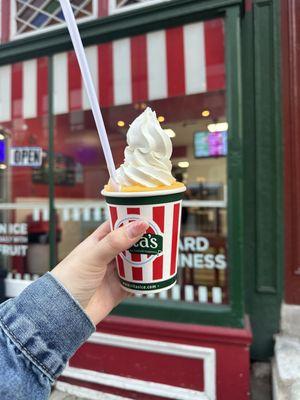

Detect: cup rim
[101,185,186,198]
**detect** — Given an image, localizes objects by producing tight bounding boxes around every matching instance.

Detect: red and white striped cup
[101,186,186,294]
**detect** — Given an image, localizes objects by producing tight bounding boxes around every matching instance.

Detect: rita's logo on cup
[114,215,163,266]
[130,233,163,255]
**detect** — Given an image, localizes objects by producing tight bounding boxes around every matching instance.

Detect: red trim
[66,316,251,400]
[204,19,226,91]
[98,0,109,17]
[1,0,10,43]
[282,0,300,303]
[131,35,148,102]
[152,206,164,280]
[98,43,113,108]
[170,203,180,275]
[68,51,82,111]
[166,27,185,97]
[70,342,204,390]
[37,58,48,116]
[99,315,252,345]
[11,63,23,119]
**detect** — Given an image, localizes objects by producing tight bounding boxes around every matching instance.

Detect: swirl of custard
[115,107,176,188]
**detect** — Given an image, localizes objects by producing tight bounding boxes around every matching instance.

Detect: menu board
[194,131,227,158]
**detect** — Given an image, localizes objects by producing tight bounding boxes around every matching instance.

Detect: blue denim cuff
[0,272,95,381]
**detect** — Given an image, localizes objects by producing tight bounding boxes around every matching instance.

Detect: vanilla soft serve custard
[102,108,186,294]
[106,107,184,192]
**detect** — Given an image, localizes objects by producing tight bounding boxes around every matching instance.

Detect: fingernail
[126,220,149,239]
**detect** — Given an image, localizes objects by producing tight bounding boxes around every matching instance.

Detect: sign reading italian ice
[0,223,28,256]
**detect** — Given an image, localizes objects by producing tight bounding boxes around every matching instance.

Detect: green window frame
[0,0,246,328]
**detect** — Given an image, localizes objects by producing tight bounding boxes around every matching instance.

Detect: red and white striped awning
[0,20,224,123]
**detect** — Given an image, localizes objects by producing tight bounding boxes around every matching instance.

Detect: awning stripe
[113,38,132,106]
[82,45,99,110]
[12,63,22,119]
[37,57,48,116]
[0,65,11,122]
[0,20,225,123]
[98,42,113,108]
[68,51,82,111]
[131,34,148,102]
[53,52,68,115]
[147,30,168,101]
[23,60,37,119]
[166,26,186,97]
[204,19,226,91]
[184,22,207,94]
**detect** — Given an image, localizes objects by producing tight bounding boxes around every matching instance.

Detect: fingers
[90,220,111,241]
[95,220,149,264]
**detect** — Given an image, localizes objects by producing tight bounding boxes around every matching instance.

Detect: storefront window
[53,18,227,306]
[0,58,50,288]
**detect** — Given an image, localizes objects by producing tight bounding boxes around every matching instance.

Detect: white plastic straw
[59,0,118,190]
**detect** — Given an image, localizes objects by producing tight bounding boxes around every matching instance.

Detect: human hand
[51,220,148,325]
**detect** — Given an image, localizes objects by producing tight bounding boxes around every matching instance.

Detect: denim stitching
[46,273,95,329]
[0,317,55,381]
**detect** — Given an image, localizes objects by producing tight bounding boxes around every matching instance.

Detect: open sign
[10,147,42,167]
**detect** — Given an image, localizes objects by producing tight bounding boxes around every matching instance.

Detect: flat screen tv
[194,131,227,158]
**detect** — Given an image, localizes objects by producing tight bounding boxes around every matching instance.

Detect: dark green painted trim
[112,298,244,328]
[225,5,245,326]
[120,274,177,291]
[48,56,57,269]
[0,0,243,66]
[104,192,184,205]
[243,0,283,360]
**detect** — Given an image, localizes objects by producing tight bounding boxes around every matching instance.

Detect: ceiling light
[0,164,7,170]
[178,161,189,168]
[164,129,176,138]
[207,122,228,132]
[202,110,210,117]
[158,116,165,123]
[0,134,5,140]
[117,120,125,127]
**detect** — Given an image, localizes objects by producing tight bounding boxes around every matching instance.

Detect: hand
[51,220,148,325]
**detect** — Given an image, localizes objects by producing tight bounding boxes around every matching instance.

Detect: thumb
[95,220,149,264]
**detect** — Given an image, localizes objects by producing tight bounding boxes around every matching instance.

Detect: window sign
[10,147,42,167]
[0,223,28,257]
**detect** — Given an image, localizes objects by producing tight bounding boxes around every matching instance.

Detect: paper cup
[101,186,186,294]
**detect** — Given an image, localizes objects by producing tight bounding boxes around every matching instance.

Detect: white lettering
[204,254,215,269]
[182,237,196,251]
[215,254,227,270]
[178,253,194,268]
[196,237,209,251]
[150,237,158,249]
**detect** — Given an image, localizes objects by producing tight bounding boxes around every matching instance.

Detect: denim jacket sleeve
[0,272,95,400]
